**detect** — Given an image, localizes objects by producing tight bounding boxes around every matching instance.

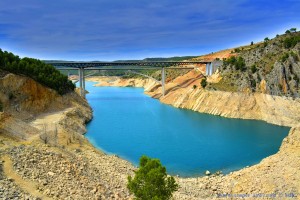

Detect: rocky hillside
[0,71,90,121]
[0,56,139,199]
[0,70,93,142]
[209,31,300,97]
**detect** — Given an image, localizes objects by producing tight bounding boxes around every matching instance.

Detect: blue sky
[0,0,299,61]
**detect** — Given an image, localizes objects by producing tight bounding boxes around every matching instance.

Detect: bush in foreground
[127,155,178,200]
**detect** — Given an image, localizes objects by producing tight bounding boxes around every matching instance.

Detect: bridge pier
[161,67,165,96]
[205,61,223,76]
[78,67,86,98]
[78,68,82,95]
[206,63,212,76]
[83,69,86,97]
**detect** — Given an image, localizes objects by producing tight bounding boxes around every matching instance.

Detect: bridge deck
[46,61,209,68]
[57,67,195,70]
[48,61,211,98]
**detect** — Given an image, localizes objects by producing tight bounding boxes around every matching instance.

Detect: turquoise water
[84,82,290,177]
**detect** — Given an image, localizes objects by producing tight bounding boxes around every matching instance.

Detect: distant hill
[44,55,198,63]
[141,56,198,62]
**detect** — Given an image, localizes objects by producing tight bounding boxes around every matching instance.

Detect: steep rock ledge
[92,75,300,127]
[0,73,92,139]
[0,73,90,119]
[160,89,300,127]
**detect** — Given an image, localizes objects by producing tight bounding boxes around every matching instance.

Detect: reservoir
[84,82,290,177]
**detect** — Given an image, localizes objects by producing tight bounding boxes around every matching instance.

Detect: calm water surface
[84,82,289,177]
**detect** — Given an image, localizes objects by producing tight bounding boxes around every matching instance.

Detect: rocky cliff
[92,71,300,128]
[0,72,92,140]
[211,32,300,97]
[159,88,300,127]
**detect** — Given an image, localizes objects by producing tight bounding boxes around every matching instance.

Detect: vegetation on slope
[208,29,300,97]
[0,49,75,95]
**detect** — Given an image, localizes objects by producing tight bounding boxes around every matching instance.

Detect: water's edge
[91,76,300,127]
[83,81,290,177]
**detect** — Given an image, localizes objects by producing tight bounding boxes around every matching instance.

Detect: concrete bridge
[47,61,221,97]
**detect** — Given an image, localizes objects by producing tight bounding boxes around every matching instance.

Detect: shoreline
[1,72,299,199]
[83,80,291,176]
[84,75,300,199]
[87,76,300,128]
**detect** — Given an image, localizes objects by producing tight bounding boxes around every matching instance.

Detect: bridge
[47,61,221,97]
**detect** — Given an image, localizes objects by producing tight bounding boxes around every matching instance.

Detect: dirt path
[30,109,72,130]
[2,155,53,200]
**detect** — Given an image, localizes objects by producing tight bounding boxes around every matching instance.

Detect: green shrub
[201,78,207,88]
[281,52,290,62]
[251,65,257,73]
[0,49,75,95]
[8,92,15,100]
[235,57,246,71]
[290,51,299,61]
[127,155,178,200]
[0,102,3,112]
[283,35,300,49]
[193,85,197,89]
[223,56,236,66]
[250,79,256,88]
[223,56,246,71]
[293,75,299,83]
[263,37,270,47]
[234,48,241,53]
